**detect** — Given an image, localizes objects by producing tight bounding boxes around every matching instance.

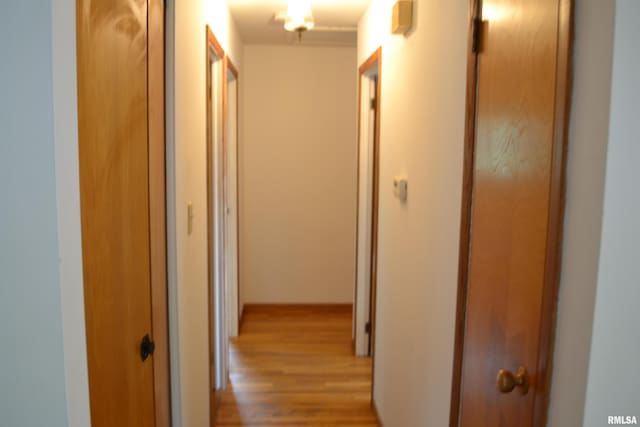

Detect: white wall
[547,1,615,425]
[0,1,69,426]
[240,44,357,305]
[52,0,92,425]
[583,1,640,424]
[166,0,243,425]
[357,0,628,426]
[357,0,468,424]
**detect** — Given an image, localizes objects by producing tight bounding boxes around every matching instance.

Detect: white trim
[164,1,183,425]
[52,0,91,425]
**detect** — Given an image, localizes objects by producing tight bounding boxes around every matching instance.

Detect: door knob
[140,334,155,362]
[496,366,529,395]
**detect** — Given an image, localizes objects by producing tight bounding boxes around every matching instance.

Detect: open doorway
[206,26,228,421]
[354,48,382,358]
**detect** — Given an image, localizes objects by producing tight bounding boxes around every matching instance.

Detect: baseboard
[242,303,353,313]
[372,398,383,427]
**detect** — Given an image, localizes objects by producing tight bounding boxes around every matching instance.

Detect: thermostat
[393,177,408,203]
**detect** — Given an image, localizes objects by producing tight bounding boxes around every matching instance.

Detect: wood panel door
[456,0,573,425]
[76,0,167,426]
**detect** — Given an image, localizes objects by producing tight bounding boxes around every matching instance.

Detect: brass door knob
[496,366,529,395]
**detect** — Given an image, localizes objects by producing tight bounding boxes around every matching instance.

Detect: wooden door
[456,0,573,425]
[77,1,167,426]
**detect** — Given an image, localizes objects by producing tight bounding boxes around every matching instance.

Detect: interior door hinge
[370,98,377,110]
[365,321,371,334]
[472,17,483,54]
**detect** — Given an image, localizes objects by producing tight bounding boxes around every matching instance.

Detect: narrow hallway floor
[214,305,380,426]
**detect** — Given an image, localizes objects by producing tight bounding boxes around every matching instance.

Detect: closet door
[76,1,161,425]
[458,0,572,425]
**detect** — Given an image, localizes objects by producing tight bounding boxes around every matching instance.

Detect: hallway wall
[583,1,640,423]
[0,1,69,426]
[357,1,468,424]
[358,0,623,426]
[547,0,614,425]
[167,0,243,425]
[239,44,357,306]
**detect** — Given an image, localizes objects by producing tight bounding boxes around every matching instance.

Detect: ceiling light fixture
[284,0,315,33]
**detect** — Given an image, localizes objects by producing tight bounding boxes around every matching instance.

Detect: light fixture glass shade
[284,0,314,32]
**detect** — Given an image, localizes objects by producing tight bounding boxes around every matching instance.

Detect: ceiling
[228,0,371,46]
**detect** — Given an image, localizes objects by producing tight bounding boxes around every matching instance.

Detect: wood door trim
[225,57,242,335]
[149,1,170,426]
[353,47,382,403]
[354,64,362,358]
[207,27,225,62]
[448,1,480,424]
[369,51,382,379]
[448,1,575,425]
[359,49,381,74]
[532,0,574,424]
[227,57,238,79]
[205,24,226,427]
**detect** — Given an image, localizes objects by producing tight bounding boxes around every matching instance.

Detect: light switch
[187,202,194,235]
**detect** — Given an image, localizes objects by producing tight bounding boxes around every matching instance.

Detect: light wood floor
[214,305,380,426]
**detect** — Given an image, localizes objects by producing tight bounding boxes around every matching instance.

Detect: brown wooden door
[76,1,166,426]
[457,0,572,425]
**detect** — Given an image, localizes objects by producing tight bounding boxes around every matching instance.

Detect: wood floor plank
[214,305,380,427]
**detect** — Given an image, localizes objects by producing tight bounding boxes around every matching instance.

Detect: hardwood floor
[214,304,380,426]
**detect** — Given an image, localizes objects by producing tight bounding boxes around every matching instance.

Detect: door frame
[448,0,574,425]
[353,47,382,377]
[205,25,227,422]
[148,1,171,426]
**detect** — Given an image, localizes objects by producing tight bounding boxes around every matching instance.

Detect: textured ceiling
[228,0,371,46]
